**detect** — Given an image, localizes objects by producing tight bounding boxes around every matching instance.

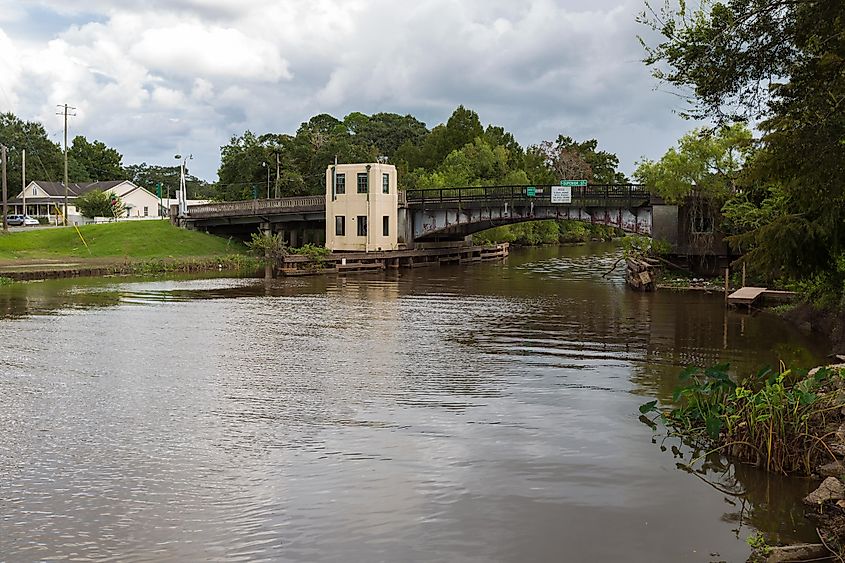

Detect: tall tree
[443,105,484,154]
[217,130,274,200]
[344,112,428,158]
[634,124,753,203]
[69,136,123,181]
[543,136,628,184]
[640,0,845,299]
[0,112,65,191]
[417,138,526,187]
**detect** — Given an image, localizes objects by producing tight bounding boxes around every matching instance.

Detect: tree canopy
[634,124,753,203]
[640,0,845,304]
[68,136,123,182]
[216,106,627,199]
[0,112,68,190]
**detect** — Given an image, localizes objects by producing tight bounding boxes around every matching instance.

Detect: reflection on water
[0,243,827,562]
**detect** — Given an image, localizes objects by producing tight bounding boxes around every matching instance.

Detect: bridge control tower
[325,163,398,252]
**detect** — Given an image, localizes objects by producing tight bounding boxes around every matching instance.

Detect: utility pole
[262,161,270,199]
[2,145,7,232]
[21,149,25,217]
[175,154,191,216]
[275,153,281,198]
[57,103,76,226]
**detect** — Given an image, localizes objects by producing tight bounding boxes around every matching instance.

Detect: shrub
[246,232,287,260]
[76,190,125,218]
[291,243,331,267]
[640,364,842,475]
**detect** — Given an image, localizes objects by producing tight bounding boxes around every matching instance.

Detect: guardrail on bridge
[405,184,650,205]
[186,196,325,219]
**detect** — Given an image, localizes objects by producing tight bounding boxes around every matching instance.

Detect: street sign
[560,179,587,187]
[551,185,572,204]
[526,186,536,197]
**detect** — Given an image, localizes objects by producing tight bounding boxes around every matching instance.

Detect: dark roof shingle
[31,180,128,197]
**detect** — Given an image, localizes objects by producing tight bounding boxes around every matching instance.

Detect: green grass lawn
[0,220,247,261]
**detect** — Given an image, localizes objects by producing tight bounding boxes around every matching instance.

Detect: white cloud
[131,21,290,81]
[0,29,24,108]
[0,0,698,180]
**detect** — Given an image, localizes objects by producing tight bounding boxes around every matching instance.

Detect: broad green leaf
[705,415,722,439]
[639,400,658,414]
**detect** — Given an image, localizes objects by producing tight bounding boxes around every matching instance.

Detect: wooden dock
[727,287,796,309]
[728,287,767,307]
[276,243,509,277]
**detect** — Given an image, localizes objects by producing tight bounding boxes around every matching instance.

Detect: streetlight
[174,153,192,216]
[262,162,270,199]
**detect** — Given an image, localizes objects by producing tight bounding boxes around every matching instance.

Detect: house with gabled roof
[8,180,163,224]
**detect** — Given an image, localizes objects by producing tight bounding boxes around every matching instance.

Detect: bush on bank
[640,364,844,476]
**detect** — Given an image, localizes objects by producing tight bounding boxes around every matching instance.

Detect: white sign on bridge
[551,185,571,204]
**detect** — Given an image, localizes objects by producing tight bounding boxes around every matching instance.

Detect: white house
[8,180,163,224]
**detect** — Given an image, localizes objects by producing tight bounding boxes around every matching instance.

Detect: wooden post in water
[742,262,747,287]
[724,267,730,306]
[261,222,272,280]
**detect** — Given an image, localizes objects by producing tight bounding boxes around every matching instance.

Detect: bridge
[183,183,660,246]
[404,184,652,240]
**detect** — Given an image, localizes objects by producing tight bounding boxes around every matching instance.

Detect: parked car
[5,215,39,227]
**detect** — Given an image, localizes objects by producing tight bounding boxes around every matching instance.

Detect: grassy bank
[0,220,245,261]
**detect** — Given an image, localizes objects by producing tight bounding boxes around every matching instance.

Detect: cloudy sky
[0,0,696,181]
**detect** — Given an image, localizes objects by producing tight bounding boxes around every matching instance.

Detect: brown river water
[0,243,829,562]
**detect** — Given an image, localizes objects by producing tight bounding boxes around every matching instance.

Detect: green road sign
[155,182,162,198]
[560,179,587,187]
[526,186,536,197]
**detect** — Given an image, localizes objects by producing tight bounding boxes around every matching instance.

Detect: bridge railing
[405,184,650,205]
[187,196,325,218]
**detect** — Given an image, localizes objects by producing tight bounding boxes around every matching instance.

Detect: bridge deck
[186,195,325,220]
[185,184,652,222]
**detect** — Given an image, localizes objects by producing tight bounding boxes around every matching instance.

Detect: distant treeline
[0,106,626,203]
[216,105,627,200]
[0,112,214,199]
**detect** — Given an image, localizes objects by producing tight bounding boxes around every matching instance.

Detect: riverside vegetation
[247,232,332,271]
[637,0,845,349]
[641,364,845,559]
